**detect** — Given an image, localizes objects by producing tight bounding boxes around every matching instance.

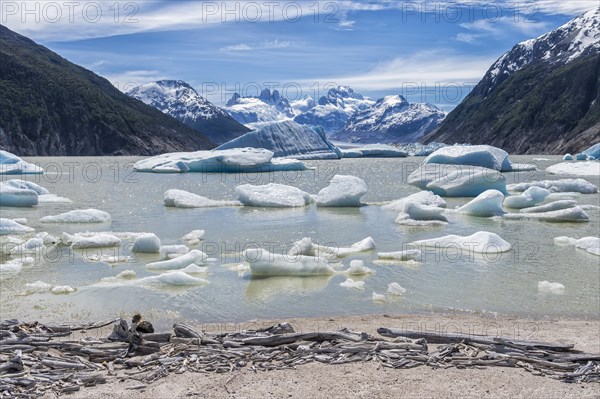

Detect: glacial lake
[1,156,599,328]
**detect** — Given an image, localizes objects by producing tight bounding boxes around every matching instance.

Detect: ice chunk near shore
[182,230,205,245]
[61,232,121,249]
[395,203,448,226]
[0,151,44,174]
[345,260,373,275]
[163,189,242,208]
[236,184,313,207]
[132,233,161,253]
[147,249,207,271]
[51,285,75,295]
[554,236,600,256]
[546,161,600,177]
[537,281,564,295]
[0,259,24,274]
[503,187,550,209]
[387,282,406,296]
[507,179,598,194]
[340,278,365,289]
[409,164,508,197]
[372,292,386,302]
[377,250,421,261]
[316,175,368,207]
[0,219,34,235]
[423,145,513,171]
[313,237,376,258]
[519,200,576,213]
[40,209,111,223]
[24,281,53,293]
[382,191,446,212]
[134,148,307,173]
[504,206,589,223]
[412,232,511,253]
[137,271,209,286]
[457,190,506,217]
[244,248,335,276]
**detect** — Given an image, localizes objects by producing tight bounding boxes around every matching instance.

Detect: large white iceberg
[423,145,513,171]
[395,203,448,226]
[504,206,589,222]
[457,190,506,217]
[507,179,598,194]
[0,218,34,235]
[408,164,508,197]
[313,237,376,258]
[236,183,313,207]
[40,209,111,223]
[503,187,550,209]
[134,148,307,173]
[316,175,368,207]
[146,249,207,270]
[554,236,600,256]
[382,191,446,212]
[0,151,44,174]
[546,161,599,176]
[244,248,334,276]
[164,189,242,208]
[411,231,511,253]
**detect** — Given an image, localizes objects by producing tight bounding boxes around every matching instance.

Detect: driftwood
[0,318,598,398]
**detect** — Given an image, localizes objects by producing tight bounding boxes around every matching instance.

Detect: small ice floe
[504,206,589,223]
[0,218,34,235]
[537,281,565,295]
[408,164,507,197]
[340,278,365,290]
[61,232,121,249]
[395,203,448,226]
[377,249,421,261]
[563,154,574,161]
[0,259,26,274]
[236,183,313,207]
[99,270,137,283]
[40,209,111,223]
[503,187,550,209]
[287,237,314,257]
[457,190,506,217]
[243,248,334,277]
[372,292,386,302]
[423,145,513,171]
[316,175,368,207]
[382,191,446,212]
[160,245,190,259]
[163,189,242,208]
[533,158,550,161]
[518,200,577,213]
[344,260,373,275]
[83,254,131,264]
[0,151,44,175]
[0,179,47,206]
[554,236,600,256]
[507,179,598,194]
[313,237,376,258]
[179,264,208,274]
[51,285,75,295]
[9,237,44,256]
[340,144,407,158]
[182,230,205,245]
[37,194,72,203]
[137,271,208,286]
[146,250,208,271]
[24,281,53,293]
[411,231,511,253]
[387,282,407,296]
[132,233,161,253]
[546,161,600,177]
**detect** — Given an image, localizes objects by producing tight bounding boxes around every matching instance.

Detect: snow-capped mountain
[293,86,375,133]
[224,89,294,128]
[426,8,600,154]
[334,95,446,143]
[127,80,249,145]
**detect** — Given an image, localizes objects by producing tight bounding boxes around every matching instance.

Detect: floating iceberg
[164,189,242,208]
[288,237,314,257]
[554,236,600,256]
[408,164,507,197]
[340,278,365,289]
[137,271,209,286]
[387,282,406,296]
[182,230,205,245]
[341,144,407,158]
[0,151,44,174]
[377,250,421,261]
[382,191,446,212]
[0,218,34,235]
[457,190,506,217]
[412,231,511,253]
[236,183,313,207]
[179,264,209,274]
[504,206,589,222]
[345,260,373,275]
[24,281,53,293]
[134,148,307,173]
[160,245,189,259]
[147,249,207,271]
[313,237,376,258]
[546,161,600,176]
[581,143,600,160]
[538,281,564,294]
[316,175,368,207]
[37,194,72,203]
[563,154,574,161]
[244,248,335,276]
[61,232,121,249]
[423,145,513,171]
[40,209,111,223]
[132,233,161,253]
[372,292,386,302]
[519,200,576,213]
[51,285,75,295]
[507,179,598,194]
[395,203,448,226]
[503,187,550,209]
[0,183,38,207]
[9,237,44,255]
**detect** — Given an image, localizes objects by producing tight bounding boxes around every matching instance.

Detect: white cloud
[456,15,551,43]
[219,39,292,52]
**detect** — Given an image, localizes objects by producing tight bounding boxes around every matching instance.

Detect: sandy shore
[48,313,599,399]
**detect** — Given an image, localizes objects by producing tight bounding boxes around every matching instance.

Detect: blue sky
[3,1,598,109]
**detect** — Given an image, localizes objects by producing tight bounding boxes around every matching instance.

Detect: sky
[2,0,598,109]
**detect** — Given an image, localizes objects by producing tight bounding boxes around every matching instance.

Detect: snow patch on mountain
[224,89,294,128]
